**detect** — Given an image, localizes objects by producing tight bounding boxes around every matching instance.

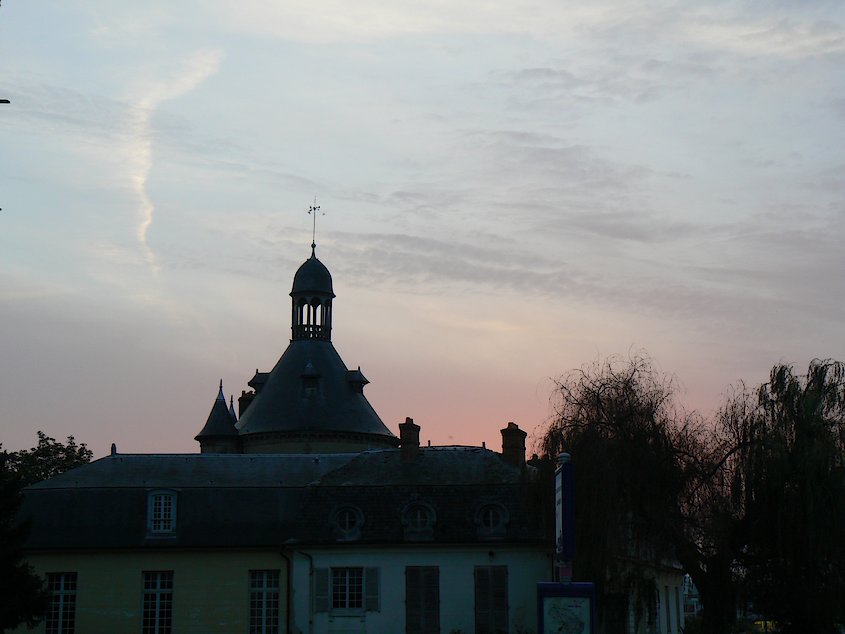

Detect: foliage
[541,354,697,632]
[542,356,845,634]
[5,431,93,487]
[0,431,93,631]
[739,360,845,633]
[0,452,50,631]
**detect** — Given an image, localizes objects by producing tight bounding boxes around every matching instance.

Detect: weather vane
[307,196,324,248]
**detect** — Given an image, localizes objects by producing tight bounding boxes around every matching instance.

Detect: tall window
[406,566,440,634]
[249,570,280,634]
[332,567,363,610]
[46,572,77,634]
[142,571,173,634]
[148,491,176,534]
[474,566,508,634]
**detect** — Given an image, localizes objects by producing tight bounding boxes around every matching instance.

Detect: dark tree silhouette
[738,360,845,633]
[0,452,50,631]
[0,432,93,631]
[6,431,93,487]
[542,356,845,634]
[541,354,699,632]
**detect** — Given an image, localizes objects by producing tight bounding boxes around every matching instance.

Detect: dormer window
[302,362,320,397]
[147,490,177,535]
[331,505,364,542]
[402,502,436,541]
[475,503,509,541]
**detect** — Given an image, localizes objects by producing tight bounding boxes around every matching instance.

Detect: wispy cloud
[127,49,223,272]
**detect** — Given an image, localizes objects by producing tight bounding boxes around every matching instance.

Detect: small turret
[228,395,237,423]
[195,380,239,453]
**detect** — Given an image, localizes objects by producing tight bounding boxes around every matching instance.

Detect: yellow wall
[17,549,288,634]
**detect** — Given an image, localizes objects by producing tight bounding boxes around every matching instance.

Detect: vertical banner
[556,453,576,563]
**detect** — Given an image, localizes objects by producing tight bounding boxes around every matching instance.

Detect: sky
[1,1,844,459]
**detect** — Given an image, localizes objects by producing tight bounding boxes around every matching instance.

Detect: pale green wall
[16,549,288,634]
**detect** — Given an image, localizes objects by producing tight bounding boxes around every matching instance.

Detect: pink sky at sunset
[2,2,844,458]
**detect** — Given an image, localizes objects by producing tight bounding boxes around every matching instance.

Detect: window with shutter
[474,566,508,634]
[406,566,440,634]
[318,567,379,614]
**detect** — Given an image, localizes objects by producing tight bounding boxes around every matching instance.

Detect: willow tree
[739,360,845,633]
[541,354,698,632]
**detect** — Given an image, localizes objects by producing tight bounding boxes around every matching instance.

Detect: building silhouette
[17,244,551,634]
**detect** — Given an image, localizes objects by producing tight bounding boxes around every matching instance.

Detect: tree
[542,355,845,634]
[6,431,93,487]
[0,452,50,631]
[739,360,845,633]
[0,431,93,631]
[541,354,697,632]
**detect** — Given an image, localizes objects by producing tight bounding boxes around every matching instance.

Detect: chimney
[239,390,255,416]
[399,417,420,460]
[501,422,527,468]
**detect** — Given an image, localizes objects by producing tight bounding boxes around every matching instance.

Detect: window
[406,566,440,634]
[332,567,363,610]
[249,570,280,634]
[474,566,508,634]
[475,504,509,540]
[142,571,173,634]
[330,505,364,542]
[313,567,379,614]
[402,502,436,541]
[46,572,77,634]
[147,491,176,534]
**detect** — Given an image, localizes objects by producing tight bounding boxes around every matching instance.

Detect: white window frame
[249,570,280,634]
[147,490,177,534]
[331,567,364,612]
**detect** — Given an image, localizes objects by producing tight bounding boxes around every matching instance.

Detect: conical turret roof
[195,381,238,440]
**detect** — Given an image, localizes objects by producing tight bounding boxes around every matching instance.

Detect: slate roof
[28,453,355,489]
[235,339,396,441]
[20,448,550,550]
[195,385,237,439]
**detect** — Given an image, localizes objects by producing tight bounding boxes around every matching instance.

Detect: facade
[16,244,552,634]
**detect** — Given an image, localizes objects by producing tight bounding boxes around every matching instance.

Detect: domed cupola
[290,243,335,341]
[232,242,399,454]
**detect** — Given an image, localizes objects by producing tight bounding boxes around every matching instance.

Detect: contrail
[130,49,223,273]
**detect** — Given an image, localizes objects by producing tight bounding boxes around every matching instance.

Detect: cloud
[126,49,224,272]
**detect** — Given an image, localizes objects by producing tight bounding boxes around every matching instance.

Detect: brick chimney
[501,422,527,467]
[399,417,420,460]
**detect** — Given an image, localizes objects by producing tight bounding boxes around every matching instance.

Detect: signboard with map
[537,582,595,634]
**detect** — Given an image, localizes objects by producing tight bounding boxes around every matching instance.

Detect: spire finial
[217,379,225,400]
[307,196,323,252]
